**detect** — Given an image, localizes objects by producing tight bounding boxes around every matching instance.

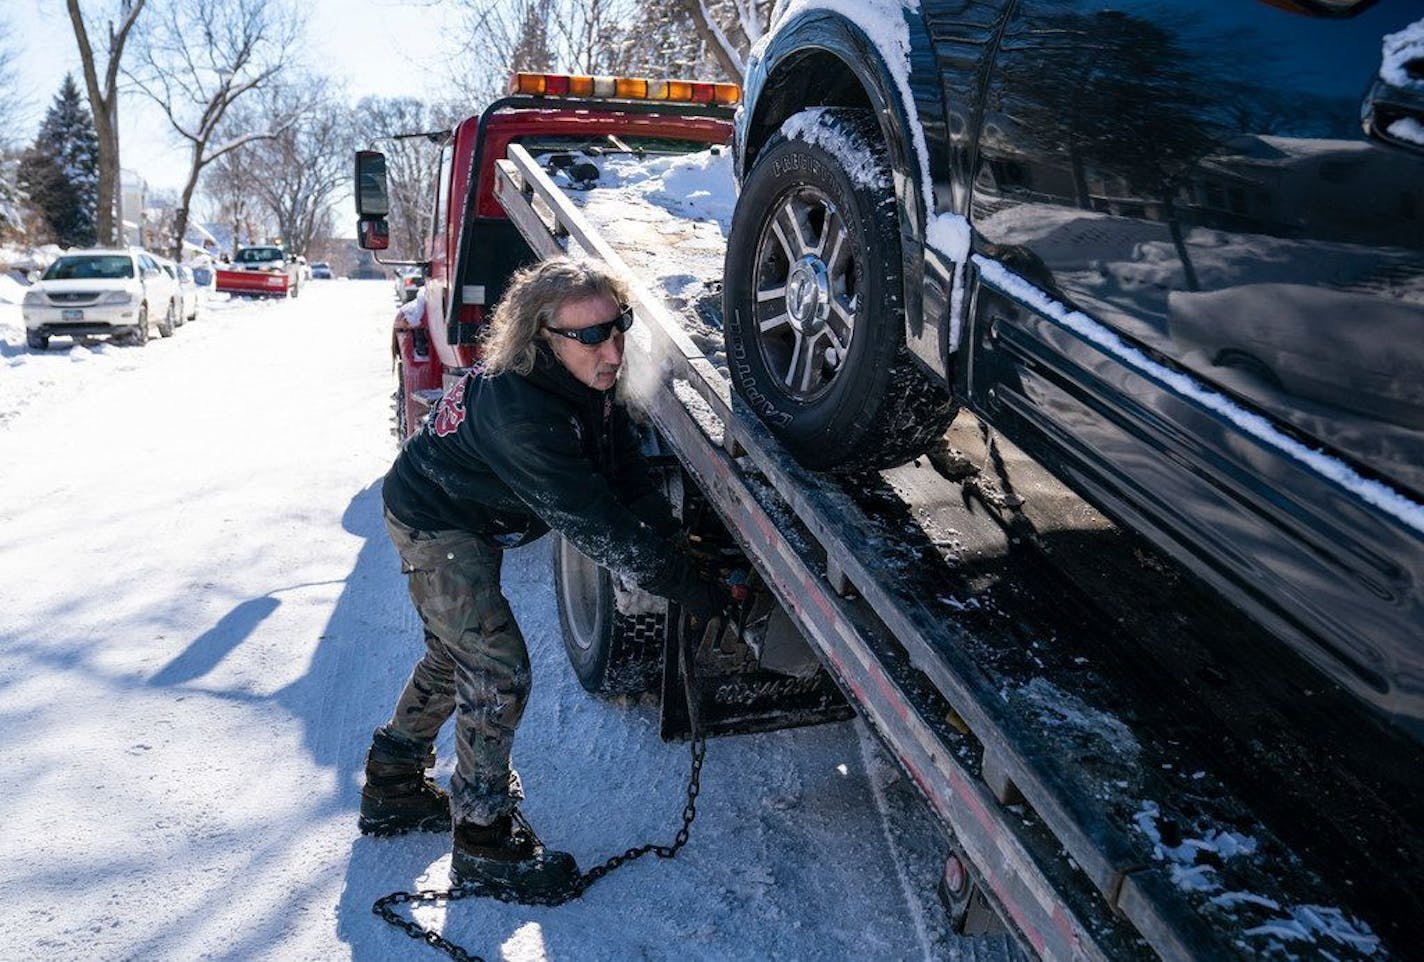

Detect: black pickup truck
[724,0,1424,743]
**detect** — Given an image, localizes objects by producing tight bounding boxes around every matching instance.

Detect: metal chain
[371,612,728,961]
[371,731,705,961]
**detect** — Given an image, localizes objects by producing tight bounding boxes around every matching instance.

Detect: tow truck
[354,72,1423,961]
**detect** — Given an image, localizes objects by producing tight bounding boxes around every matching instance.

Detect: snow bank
[0,273,26,304]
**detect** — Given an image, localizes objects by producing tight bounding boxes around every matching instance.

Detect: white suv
[23,248,182,349]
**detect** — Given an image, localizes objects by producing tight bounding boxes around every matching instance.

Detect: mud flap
[659,602,853,741]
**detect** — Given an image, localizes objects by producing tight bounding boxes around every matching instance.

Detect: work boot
[451,810,580,897]
[358,728,452,836]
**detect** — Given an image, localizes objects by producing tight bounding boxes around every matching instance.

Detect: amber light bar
[510,72,741,106]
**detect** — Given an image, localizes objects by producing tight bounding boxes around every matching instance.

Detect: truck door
[968,0,1424,730]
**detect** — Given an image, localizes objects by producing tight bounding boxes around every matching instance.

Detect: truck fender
[740,8,956,381]
[741,10,934,240]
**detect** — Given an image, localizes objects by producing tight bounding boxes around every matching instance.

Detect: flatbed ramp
[493,143,1423,962]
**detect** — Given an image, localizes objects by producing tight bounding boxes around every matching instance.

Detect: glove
[721,566,752,604]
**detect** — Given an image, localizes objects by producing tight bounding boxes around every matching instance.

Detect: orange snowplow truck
[353,72,738,439]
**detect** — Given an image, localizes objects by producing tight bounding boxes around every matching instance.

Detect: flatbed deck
[494,143,1423,962]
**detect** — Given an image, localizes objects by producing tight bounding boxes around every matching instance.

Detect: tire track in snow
[859,720,939,959]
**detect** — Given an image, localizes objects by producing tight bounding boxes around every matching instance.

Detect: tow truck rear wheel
[553,535,664,696]
[724,107,955,472]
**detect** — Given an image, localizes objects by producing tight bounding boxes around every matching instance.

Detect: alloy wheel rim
[751,185,858,401]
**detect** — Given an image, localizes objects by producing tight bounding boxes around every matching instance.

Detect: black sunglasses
[545,305,634,345]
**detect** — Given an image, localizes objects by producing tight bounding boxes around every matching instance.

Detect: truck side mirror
[355,150,390,218]
[358,217,390,251]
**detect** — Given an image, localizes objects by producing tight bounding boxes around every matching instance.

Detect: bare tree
[301,205,339,264]
[202,111,268,253]
[618,1,722,78]
[676,0,784,80]
[446,0,749,100]
[0,20,25,141]
[242,77,353,256]
[65,0,148,246]
[128,0,304,259]
[0,21,27,238]
[550,0,636,75]
[446,0,558,107]
[352,96,456,258]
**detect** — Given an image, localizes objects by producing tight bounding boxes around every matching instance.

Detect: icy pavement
[0,280,963,960]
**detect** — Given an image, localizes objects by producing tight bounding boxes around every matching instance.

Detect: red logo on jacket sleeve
[430,374,470,437]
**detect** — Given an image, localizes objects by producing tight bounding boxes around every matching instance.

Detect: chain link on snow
[370,605,747,961]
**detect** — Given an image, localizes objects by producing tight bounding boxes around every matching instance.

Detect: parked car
[394,266,423,303]
[727,1,1424,736]
[153,257,188,328]
[310,261,334,280]
[175,264,202,323]
[22,248,182,349]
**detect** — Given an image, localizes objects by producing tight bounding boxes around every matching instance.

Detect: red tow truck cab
[357,72,738,440]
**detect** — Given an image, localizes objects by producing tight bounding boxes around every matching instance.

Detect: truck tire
[26,331,48,351]
[723,107,955,471]
[158,301,176,337]
[553,534,664,696]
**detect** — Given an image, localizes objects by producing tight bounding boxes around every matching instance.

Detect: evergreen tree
[19,74,101,248]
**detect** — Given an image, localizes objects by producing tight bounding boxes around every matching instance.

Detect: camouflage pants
[381,509,530,826]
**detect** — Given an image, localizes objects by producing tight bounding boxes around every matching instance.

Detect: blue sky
[7,0,468,197]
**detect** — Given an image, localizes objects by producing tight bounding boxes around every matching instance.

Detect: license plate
[61,308,84,321]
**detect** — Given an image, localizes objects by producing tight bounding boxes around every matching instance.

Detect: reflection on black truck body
[733,0,1424,737]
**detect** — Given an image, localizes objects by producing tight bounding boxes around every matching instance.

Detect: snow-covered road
[0,281,959,961]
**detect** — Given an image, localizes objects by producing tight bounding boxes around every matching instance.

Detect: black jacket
[383,345,714,613]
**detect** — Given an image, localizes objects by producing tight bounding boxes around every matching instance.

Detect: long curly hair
[480,257,629,375]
